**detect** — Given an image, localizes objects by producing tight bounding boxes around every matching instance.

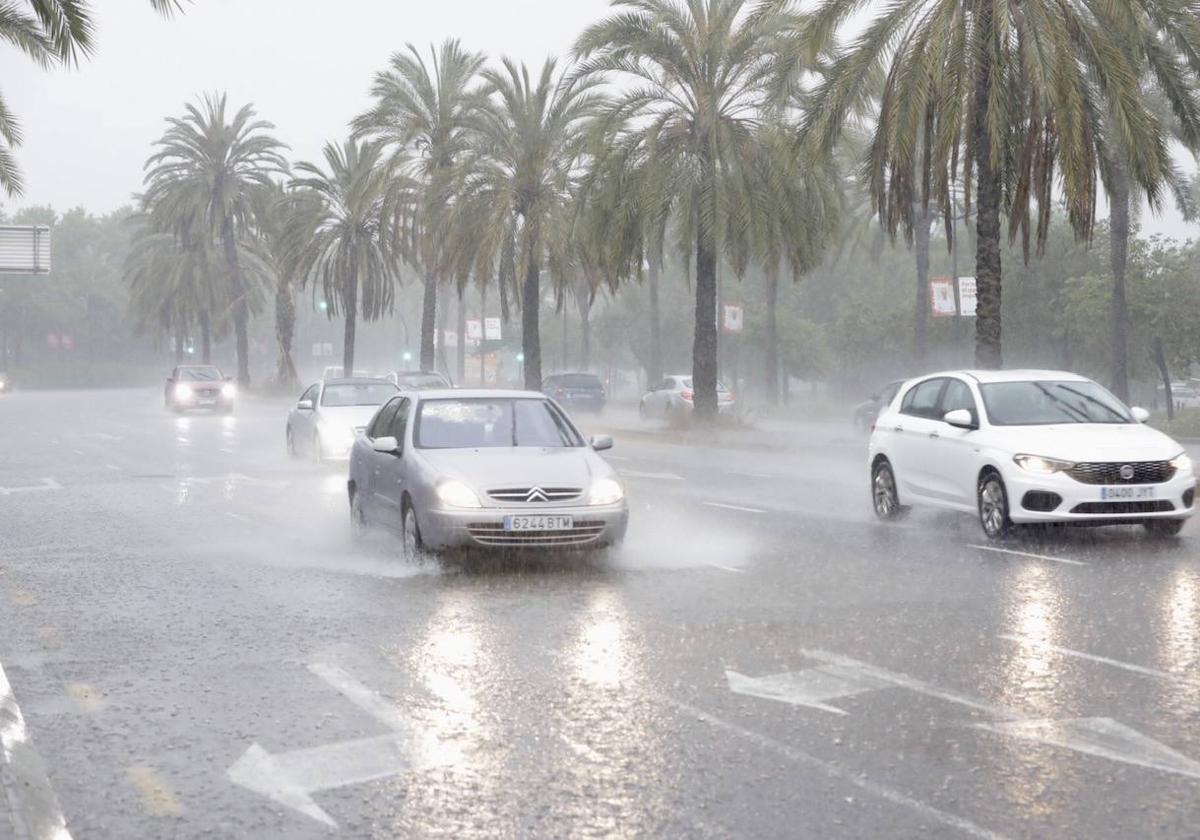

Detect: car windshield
[980,380,1133,425]
[415,398,584,449]
[320,383,398,407]
[178,367,222,382]
[396,373,448,389]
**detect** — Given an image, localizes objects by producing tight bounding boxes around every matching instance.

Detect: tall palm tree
[0,0,181,195]
[353,39,488,371]
[457,57,602,391]
[795,0,1200,368]
[143,93,288,387]
[282,139,406,376]
[575,0,783,419]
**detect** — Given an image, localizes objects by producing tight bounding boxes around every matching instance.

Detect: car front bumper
[419,503,629,551]
[173,394,233,410]
[1004,467,1196,524]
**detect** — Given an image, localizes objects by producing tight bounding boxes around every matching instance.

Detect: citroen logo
[525,487,549,503]
[1119,464,1136,481]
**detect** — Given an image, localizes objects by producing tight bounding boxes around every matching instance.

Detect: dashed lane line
[702,501,767,514]
[1,659,74,839]
[966,544,1087,567]
[998,635,1200,686]
[618,469,684,481]
[709,563,746,573]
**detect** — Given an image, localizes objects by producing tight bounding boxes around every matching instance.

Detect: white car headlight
[436,479,482,509]
[174,383,193,399]
[1013,454,1075,475]
[221,383,236,399]
[589,477,625,506]
[1171,452,1193,474]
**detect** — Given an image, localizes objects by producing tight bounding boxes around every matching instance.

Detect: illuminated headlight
[173,383,193,400]
[1013,454,1075,475]
[0,380,6,391]
[1171,452,1193,474]
[319,422,353,445]
[589,477,625,506]
[220,383,236,399]
[436,479,481,509]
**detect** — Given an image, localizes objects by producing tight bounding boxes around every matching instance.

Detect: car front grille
[487,487,583,504]
[466,521,605,547]
[1067,461,1175,485]
[1069,500,1176,515]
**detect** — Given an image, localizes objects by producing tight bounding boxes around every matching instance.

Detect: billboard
[957,276,977,317]
[721,303,744,333]
[465,319,483,341]
[484,317,502,341]
[0,225,51,274]
[929,277,957,317]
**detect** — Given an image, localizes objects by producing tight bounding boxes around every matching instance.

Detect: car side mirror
[297,399,314,411]
[943,409,977,430]
[590,434,614,452]
[1131,406,1150,423]
[372,435,400,454]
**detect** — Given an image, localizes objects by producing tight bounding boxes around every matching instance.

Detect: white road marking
[665,697,1009,840]
[998,635,1200,685]
[974,717,1200,779]
[726,664,895,715]
[709,563,746,573]
[104,464,121,472]
[603,454,628,462]
[71,449,84,456]
[619,469,684,481]
[727,470,773,479]
[224,512,253,524]
[702,502,766,514]
[307,663,411,732]
[1,659,75,839]
[181,473,287,489]
[0,478,62,496]
[966,544,1087,566]
[79,432,121,441]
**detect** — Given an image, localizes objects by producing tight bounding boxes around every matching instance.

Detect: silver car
[348,389,628,558]
[287,378,399,462]
[639,374,734,419]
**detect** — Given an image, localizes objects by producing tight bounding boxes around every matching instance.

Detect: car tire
[401,502,425,563]
[871,460,905,520]
[638,401,647,420]
[978,471,1013,540]
[349,490,368,541]
[1144,519,1185,538]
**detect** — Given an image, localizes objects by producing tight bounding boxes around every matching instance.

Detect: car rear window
[415,398,584,449]
[321,383,399,407]
[680,378,728,392]
[561,374,602,388]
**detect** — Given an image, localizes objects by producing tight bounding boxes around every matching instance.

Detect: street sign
[929,277,957,317]
[722,303,744,333]
[466,319,482,341]
[484,317,502,341]
[0,225,51,274]
[957,276,977,317]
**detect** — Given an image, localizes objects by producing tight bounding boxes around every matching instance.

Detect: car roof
[911,369,1091,385]
[404,388,549,400]
[394,370,445,376]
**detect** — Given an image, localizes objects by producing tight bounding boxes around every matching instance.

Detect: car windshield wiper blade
[1054,384,1128,422]
[1032,383,1092,423]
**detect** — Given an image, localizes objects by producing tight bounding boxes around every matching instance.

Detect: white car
[286,378,399,462]
[639,374,734,419]
[868,370,1196,538]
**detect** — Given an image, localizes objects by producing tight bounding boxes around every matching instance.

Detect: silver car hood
[419,447,608,492]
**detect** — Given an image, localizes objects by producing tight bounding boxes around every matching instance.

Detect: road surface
[2,389,1199,838]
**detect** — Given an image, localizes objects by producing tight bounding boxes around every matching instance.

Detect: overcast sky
[0,0,1194,240]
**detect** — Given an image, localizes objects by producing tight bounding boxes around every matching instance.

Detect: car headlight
[436,479,482,509]
[319,421,354,444]
[221,383,236,399]
[589,477,625,506]
[1013,454,1075,474]
[1171,452,1193,473]
[174,383,193,399]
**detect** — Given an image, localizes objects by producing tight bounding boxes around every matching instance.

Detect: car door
[927,378,982,508]
[359,397,402,519]
[372,397,412,528]
[886,377,948,500]
[292,384,320,449]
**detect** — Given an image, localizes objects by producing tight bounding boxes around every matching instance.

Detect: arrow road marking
[0,478,62,496]
[308,663,412,732]
[731,648,1200,779]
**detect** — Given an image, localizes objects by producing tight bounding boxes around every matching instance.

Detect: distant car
[165,365,235,413]
[348,389,628,559]
[286,378,399,462]
[0,371,9,394]
[544,372,606,413]
[639,374,734,419]
[869,369,1196,539]
[1163,383,1200,410]
[385,370,453,390]
[853,380,905,430]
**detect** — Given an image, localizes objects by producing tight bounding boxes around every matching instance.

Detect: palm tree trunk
[199,310,212,364]
[913,202,930,365]
[221,218,252,388]
[420,267,437,370]
[1109,170,1131,402]
[522,229,543,391]
[972,5,1002,369]
[693,228,719,420]
[436,281,450,375]
[579,295,592,371]
[647,248,663,384]
[1153,336,1173,421]
[174,332,183,364]
[765,261,780,406]
[343,264,359,376]
[456,290,467,385]
[275,274,297,387]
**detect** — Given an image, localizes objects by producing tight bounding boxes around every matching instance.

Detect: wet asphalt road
[2,389,1200,839]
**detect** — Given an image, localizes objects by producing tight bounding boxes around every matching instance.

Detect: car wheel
[401,503,425,562]
[871,460,904,520]
[1144,519,1185,538]
[978,471,1012,540]
[349,490,368,541]
[286,427,297,458]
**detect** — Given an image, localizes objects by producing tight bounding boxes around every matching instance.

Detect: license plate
[504,515,573,532]
[1101,486,1155,500]
[198,397,216,405]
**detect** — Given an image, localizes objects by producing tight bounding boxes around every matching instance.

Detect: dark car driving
[543,372,606,414]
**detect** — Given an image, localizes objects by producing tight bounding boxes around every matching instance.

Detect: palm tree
[575,0,782,419]
[125,222,212,359]
[0,1,181,195]
[254,183,306,388]
[795,0,1200,368]
[457,57,602,391]
[143,93,288,387]
[282,139,406,376]
[353,39,488,372]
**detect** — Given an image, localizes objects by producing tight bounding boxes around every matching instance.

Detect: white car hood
[419,447,608,492]
[990,423,1184,462]
[318,405,383,431]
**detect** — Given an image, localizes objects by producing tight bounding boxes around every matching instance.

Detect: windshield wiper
[1033,383,1092,423]
[1055,384,1128,422]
